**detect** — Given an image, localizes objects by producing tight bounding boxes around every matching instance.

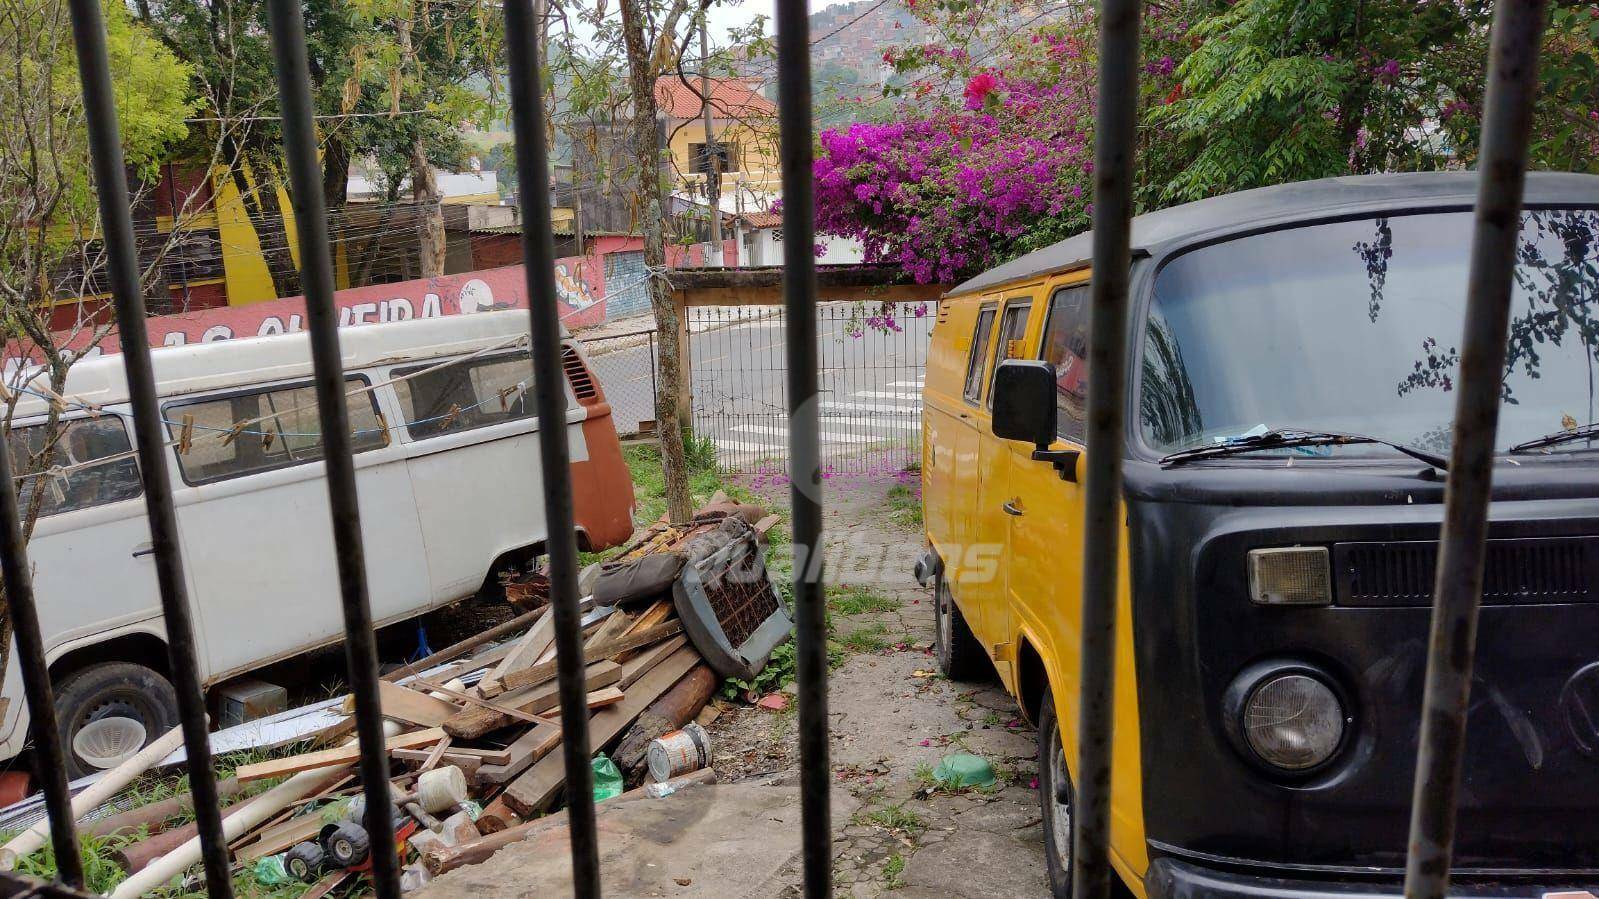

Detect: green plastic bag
[253,854,291,886]
[933,752,996,789]
[592,753,624,802]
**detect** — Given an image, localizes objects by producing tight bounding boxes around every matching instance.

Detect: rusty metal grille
[704,571,782,650]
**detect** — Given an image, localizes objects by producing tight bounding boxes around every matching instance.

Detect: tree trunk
[397,13,446,278]
[411,143,446,277]
[619,0,693,524]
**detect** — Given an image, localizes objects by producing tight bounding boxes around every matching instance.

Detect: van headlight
[1234,669,1347,772]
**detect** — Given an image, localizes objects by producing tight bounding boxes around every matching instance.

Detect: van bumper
[1147,858,1599,899]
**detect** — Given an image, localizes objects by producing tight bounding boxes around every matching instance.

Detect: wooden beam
[444,662,622,739]
[234,728,446,783]
[381,607,545,683]
[353,681,462,728]
[496,621,683,693]
[501,646,703,815]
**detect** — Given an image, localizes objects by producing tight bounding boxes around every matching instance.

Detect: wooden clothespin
[221,420,249,446]
[441,403,462,429]
[178,414,194,455]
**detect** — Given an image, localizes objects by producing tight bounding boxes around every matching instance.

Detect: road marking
[888,380,925,388]
[852,390,922,401]
[731,424,886,444]
[821,401,922,415]
[713,438,786,454]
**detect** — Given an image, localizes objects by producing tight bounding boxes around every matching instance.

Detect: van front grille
[561,345,600,405]
[1333,536,1596,606]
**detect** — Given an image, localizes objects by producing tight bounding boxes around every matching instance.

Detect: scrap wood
[422,681,559,728]
[346,681,463,728]
[472,723,563,786]
[612,664,718,773]
[390,743,510,765]
[390,750,483,781]
[235,810,326,862]
[417,735,454,773]
[234,728,446,783]
[444,667,623,741]
[497,622,684,693]
[501,646,704,816]
[617,636,689,690]
[476,796,522,834]
[480,612,556,694]
[302,871,351,899]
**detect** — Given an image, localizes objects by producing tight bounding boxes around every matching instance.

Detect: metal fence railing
[689,303,933,475]
[0,0,1551,898]
[576,328,660,438]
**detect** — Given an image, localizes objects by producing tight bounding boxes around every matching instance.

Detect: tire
[1038,687,1074,899]
[933,573,986,681]
[53,662,179,780]
[324,821,371,868]
[285,840,325,882]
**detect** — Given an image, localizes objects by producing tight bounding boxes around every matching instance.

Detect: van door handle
[132,543,154,559]
[1003,499,1024,517]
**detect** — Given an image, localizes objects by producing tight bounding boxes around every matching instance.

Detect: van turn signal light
[1247,547,1331,605]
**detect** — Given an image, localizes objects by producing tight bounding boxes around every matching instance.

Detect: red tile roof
[655,77,777,120]
[739,211,783,229]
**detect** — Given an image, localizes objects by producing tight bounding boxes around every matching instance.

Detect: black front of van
[1123,203,1599,896]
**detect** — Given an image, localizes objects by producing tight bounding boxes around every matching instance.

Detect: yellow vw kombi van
[916,172,1599,898]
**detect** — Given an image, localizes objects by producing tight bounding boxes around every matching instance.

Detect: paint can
[646,722,713,783]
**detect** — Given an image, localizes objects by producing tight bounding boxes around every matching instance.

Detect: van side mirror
[992,360,1058,449]
[992,359,1079,482]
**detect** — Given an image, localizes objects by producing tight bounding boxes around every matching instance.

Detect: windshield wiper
[1507,421,1599,453]
[1160,428,1449,470]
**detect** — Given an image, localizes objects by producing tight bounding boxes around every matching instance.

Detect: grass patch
[826,585,898,616]
[856,803,926,835]
[884,482,923,530]
[836,623,891,654]
[622,434,762,527]
[883,852,906,888]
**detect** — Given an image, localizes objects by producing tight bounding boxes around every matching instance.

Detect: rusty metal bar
[65,0,234,892]
[1402,2,1549,896]
[502,0,601,894]
[1071,0,1142,896]
[262,2,401,896]
[773,1,831,896]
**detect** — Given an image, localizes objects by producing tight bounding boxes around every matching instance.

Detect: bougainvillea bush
[814,0,1599,284]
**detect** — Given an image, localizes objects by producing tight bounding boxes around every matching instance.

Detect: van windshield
[1140,207,1599,458]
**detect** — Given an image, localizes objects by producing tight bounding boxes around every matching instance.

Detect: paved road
[581,307,934,471]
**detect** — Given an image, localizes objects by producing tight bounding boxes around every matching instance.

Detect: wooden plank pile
[6,495,780,895]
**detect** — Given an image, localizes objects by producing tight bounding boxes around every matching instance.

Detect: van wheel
[54,662,179,779]
[1038,687,1074,898]
[934,574,984,681]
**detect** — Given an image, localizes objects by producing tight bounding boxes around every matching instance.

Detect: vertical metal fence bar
[0,441,81,887]
[1402,3,1548,896]
[262,3,402,896]
[504,0,601,894]
[66,0,235,892]
[774,1,830,895]
[1071,0,1141,896]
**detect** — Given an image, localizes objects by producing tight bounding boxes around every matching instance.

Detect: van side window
[393,353,535,440]
[963,306,998,404]
[1041,286,1090,442]
[987,302,1032,409]
[167,378,386,484]
[7,417,142,517]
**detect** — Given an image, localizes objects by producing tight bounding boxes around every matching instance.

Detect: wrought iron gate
[0,0,1556,897]
[689,302,934,474]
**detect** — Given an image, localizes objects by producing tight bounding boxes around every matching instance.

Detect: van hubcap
[1048,723,1072,873]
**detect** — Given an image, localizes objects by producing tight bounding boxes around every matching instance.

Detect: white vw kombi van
[1,310,634,775]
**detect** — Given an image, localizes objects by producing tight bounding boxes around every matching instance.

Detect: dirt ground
[700,467,1051,898]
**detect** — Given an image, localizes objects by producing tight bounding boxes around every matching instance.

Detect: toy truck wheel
[285,840,325,882]
[323,821,371,868]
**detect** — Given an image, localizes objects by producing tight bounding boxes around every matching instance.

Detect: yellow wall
[665,117,781,194]
[210,166,301,306]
